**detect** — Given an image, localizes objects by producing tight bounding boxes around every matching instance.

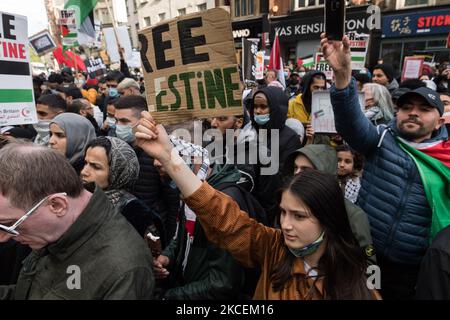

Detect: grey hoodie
[284,144,376,263]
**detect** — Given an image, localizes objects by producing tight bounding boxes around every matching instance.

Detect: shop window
[380,42,403,76]
[403,41,427,57]
[234,0,255,17]
[396,0,434,9]
[427,40,446,48]
[294,0,325,10]
[198,3,207,11]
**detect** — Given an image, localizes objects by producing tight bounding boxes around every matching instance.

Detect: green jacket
[284,144,376,263]
[0,188,154,300]
[162,164,245,300]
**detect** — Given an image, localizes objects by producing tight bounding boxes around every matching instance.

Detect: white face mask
[32,120,52,138]
[299,72,306,78]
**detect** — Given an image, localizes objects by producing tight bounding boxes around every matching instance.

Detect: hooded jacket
[283,144,375,263]
[287,71,327,123]
[330,79,449,265]
[161,164,246,300]
[248,86,302,224]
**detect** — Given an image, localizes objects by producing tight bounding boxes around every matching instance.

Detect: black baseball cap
[397,87,444,116]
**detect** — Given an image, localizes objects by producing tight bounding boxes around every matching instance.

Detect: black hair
[47,73,64,84]
[62,86,83,99]
[335,144,364,172]
[106,71,125,83]
[271,170,371,299]
[399,79,427,90]
[36,94,67,112]
[85,136,112,160]
[114,95,148,118]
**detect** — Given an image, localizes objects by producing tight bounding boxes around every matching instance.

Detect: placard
[138,8,242,125]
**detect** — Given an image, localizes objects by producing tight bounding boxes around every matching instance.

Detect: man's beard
[397,117,429,141]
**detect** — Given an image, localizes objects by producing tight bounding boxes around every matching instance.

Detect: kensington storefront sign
[272,10,371,41]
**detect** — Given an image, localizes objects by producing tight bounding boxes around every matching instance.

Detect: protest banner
[59,9,76,27]
[255,51,264,80]
[85,57,107,78]
[348,32,369,70]
[138,8,242,125]
[315,52,334,80]
[29,30,56,56]
[401,56,424,81]
[0,12,38,126]
[242,38,260,82]
[311,90,364,133]
[104,26,133,63]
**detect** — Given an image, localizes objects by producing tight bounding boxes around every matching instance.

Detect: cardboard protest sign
[401,56,424,81]
[29,30,57,56]
[138,8,242,125]
[59,9,76,28]
[85,57,107,78]
[311,90,364,133]
[348,32,369,70]
[0,12,38,126]
[315,52,334,80]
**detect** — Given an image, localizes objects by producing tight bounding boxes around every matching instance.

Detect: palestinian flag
[397,138,450,242]
[298,55,314,69]
[62,0,98,49]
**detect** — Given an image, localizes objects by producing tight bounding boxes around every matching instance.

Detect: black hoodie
[247,86,302,224]
[299,70,327,114]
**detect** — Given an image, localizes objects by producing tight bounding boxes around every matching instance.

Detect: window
[133,0,138,13]
[178,8,186,16]
[295,0,325,10]
[234,0,255,17]
[396,0,434,9]
[135,23,140,32]
[159,12,166,22]
[144,16,151,26]
[197,3,207,11]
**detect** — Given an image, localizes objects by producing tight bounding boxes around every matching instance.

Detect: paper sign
[315,52,333,80]
[138,8,242,125]
[348,32,369,70]
[401,56,424,81]
[29,30,57,56]
[0,12,38,126]
[103,26,133,63]
[311,91,364,133]
[59,9,76,27]
[85,57,107,78]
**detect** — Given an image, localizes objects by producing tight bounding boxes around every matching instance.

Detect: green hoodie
[285,144,376,263]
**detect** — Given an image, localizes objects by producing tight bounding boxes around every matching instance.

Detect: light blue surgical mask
[254,114,270,126]
[108,88,119,98]
[288,231,325,258]
[283,71,289,78]
[106,117,116,129]
[115,124,134,143]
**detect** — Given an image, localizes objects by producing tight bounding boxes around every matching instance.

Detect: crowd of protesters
[0,33,449,300]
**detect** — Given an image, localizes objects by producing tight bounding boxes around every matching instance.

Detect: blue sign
[382,8,450,38]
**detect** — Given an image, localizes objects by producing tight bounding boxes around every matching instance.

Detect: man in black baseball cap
[396,87,446,142]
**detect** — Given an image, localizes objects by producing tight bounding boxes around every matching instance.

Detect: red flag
[269,35,281,71]
[53,45,87,71]
[447,33,450,48]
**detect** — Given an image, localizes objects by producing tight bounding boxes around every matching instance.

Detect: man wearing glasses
[0,142,154,300]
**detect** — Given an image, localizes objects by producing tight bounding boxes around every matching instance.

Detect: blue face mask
[115,124,134,143]
[108,88,119,98]
[283,71,289,78]
[288,231,325,258]
[254,114,270,126]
